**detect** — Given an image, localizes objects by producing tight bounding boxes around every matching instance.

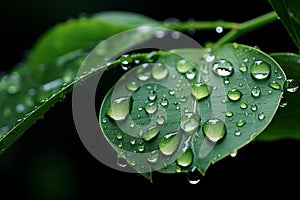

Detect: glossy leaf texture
[0,11,160,154]
[258,53,300,141]
[99,43,286,179]
[268,0,300,51]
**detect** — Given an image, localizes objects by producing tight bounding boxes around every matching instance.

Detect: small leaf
[99,43,286,178]
[268,0,300,50]
[258,53,300,141]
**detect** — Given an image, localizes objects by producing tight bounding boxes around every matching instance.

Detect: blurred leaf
[258,53,300,141]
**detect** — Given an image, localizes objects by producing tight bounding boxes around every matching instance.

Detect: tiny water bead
[158,132,181,155]
[148,90,157,101]
[258,112,265,120]
[225,111,233,117]
[268,81,281,90]
[151,64,169,80]
[250,60,271,80]
[251,86,261,97]
[143,126,160,141]
[239,63,247,73]
[181,112,200,134]
[186,70,196,80]
[236,120,246,127]
[212,59,234,77]
[160,98,169,107]
[192,83,211,100]
[234,129,241,136]
[145,102,158,114]
[107,96,131,121]
[240,102,248,109]
[202,118,226,142]
[126,81,139,92]
[156,115,166,125]
[284,79,299,93]
[187,166,201,184]
[279,96,288,108]
[147,151,159,163]
[176,59,194,73]
[227,88,243,101]
[176,148,193,167]
[251,103,258,111]
[223,77,230,84]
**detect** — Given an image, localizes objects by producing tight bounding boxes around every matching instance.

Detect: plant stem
[164,21,238,31]
[213,11,278,49]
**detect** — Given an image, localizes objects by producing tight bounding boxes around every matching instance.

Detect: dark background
[1,0,300,199]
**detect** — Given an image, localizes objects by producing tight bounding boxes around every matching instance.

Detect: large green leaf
[268,0,300,51]
[99,43,286,178]
[257,53,300,141]
[0,11,159,154]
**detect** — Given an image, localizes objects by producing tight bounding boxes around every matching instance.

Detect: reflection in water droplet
[268,81,281,90]
[145,102,158,114]
[215,26,223,33]
[236,120,246,127]
[156,115,166,125]
[126,81,139,92]
[258,112,265,120]
[284,79,299,93]
[151,64,169,80]
[187,166,201,184]
[250,60,271,80]
[212,59,234,77]
[143,126,160,141]
[107,96,131,121]
[181,112,200,134]
[234,129,241,136]
[203,118,226,142]
[227,89,242,101]
[251,86,261,97]
[279,96,288,108]
[192,83,211,100]
[116,132,123,140]
[176,59,194,73]
[158,132,181,155]
[147,151,159,163]
[177,148,193,167]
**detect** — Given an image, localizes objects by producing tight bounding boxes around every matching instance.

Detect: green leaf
[0,11,159,154]
[268,0,300,50]
[257,53,300,141]
[99,43,286,178]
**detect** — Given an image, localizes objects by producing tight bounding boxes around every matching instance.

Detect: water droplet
[160,98,169,107]
[138,143,145,152]
[240,102,248,109]
[126,81,139,92]
[176,59,194,73]
[151,64,168,80]
[143,126,160,141]
[215,26,223,33]
[168,89,175,96]
[251,86,261,97]
[179,96,188,102]
[116,132,123,140]
[15,104,26,113]
[284,79,299,93]
[148,90,157,101]
[156,115,166,125]
[212,59,234,77]
[279,96,288,108]
[145,102,158,114]
[268,81,281,90]
[147,151,159,163]
[258,112,265,120]
[250,60,271,80]
[236,120,246,127]
[230,150,238,157]
[136,69,150,81]
[251,103,258,112]
[107,96,131,121]
[224,77,230,84]
[192,83,211,100]
[227,89,242,101]
[234,129,241,136]
[130,139,136,145]
[117,152,128,167]
[117,142,123,148]
[181,112,200,134]
[158,132,181,155]
[186,70,196,80]
[187,166,201,184]
[203,118,226,142]
[177,148,193,167]
[225,111,233,117]
[239,63,247,73]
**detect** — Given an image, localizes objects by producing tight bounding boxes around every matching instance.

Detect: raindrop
[116,132,123,140]
[151,64,169,80]
[240,102,248,109]
[230,150,238,157]
[156,115,166,125]
[145,102,158,114]
[130,139,136,145]
[212,59,234,77]
[143,126,160,141]
[215,26,223,33]
[179,96,188,102]
[258,112,265,120]
[192,83,211,100]
[227,88,243,101]
[138,143,145,152]
[177,148,193,167]
[251,103,258,111]
[158,132,181,155]
[268,81,281,90]
[279,96,288,108]
[239,63,247,73]
[187,166,201,184]
[117,142,123,148]
[136,69,150,81]
[225,111,233,117]
[186,70,196,80]
[121,60,131,71]
[147,151,159,163]
[160,98,169,107]
[234,129,241,136]
[117,153,128,167]
[224,77,230,84]
[126,81,139,92]
[250,60,271,80]
[203,118,226,142]
[251,86,261,97]
[168,89,175,96]
[181,112,200,135]
[283,79,299,93]
[236,120,246,127]
[106,96,131,121]
[176,59,194,73]
[148,90,157,101]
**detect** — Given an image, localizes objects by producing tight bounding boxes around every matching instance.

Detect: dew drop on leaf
[160,98,169,107]
[227,88,243,101]
[192,83,211,100]
[176,148,193,167]
[239,63,247,73]
[258,112,265,120]
[156,115,166,125]
[151,64,169,80]
[158,132,181,155]
[268,81,281,90]
[148,90,157,101]
[180,112,200,135]
[107,96,131,121]
[176,59,194,73]
[250,60,271,80]
[187,166,201,184]
[234,129,241,136]
[212,59,234,77]
[143,126,160,141]
[145,102,158,114]
[283,79,299,93]
[251,86,261,97]
[202,118,226,142]
[236,119,246,127]
[240,102,248,109]
[126,81,139,92]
